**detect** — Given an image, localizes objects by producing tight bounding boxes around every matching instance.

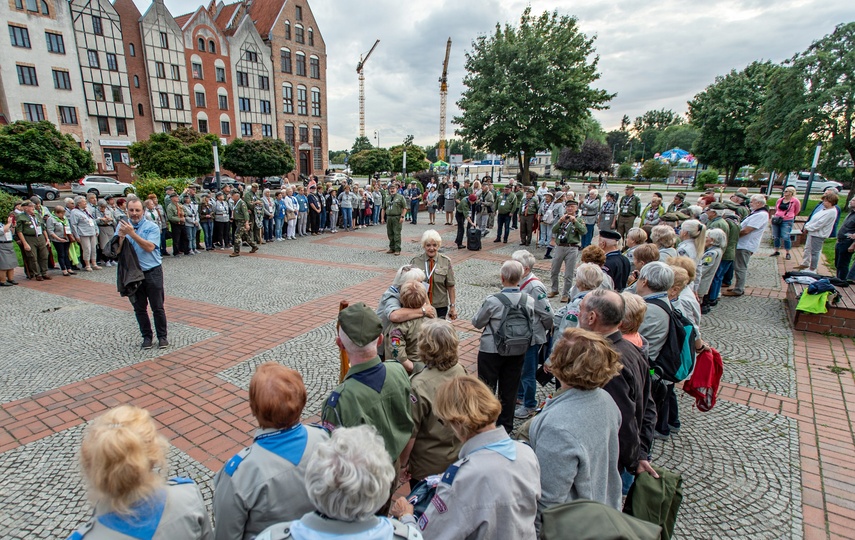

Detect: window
[297,86,307,115]
[46,32,65,54]
[313,127,322,169]
[15,0,22,8]
[241,122,252,137]
[9,26,31,48]
[40,0,47,14]
[88,50,100,68]
[174,94,184,110]
[195,91,206,108]
[197,37,204,51]
[162,122,171,132]
[299,125,308,142]
[93,83,105,101]
[159,92,169,108]
[165,64,177,80]
[218,95,228,110]
[192,62,203,79]
[284,125,295,148]
[138,103,144,116]
[129,43,135,56]
[295,25,304,44]
[59,106,77,125]
[284,21,291,40]
[208,40,215,54]
[260,100,271,114]
[24,103,44,121]
[310,56,320,79]
[220,120,230,135]
[259,75,269,90]
[198,119,208,133]
[280,49,292,73]
[92,16,103,35]
[239,97,251,112]
[311,88,321,116]
[106,53,118,71]
[308,28,314,46]
[296,53,306,76]
[245,50,258,62]
[25,0,36,12]
[112,86,122,102]
[155,61,165,78]
[53,70,71,89]
[283,83,293,114]
[262,124,272,138]
[116,117,127,135]
[133,75,139,88]
[159,32,168,48]
[216,67,226,82]
[17,65,38,86]
[295,5,302,20]
[236,71,249,87]
[97,116,110,134]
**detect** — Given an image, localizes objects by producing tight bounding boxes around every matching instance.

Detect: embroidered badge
[418,513,429,530]
[431,495,448,514]
[410,393,418,404]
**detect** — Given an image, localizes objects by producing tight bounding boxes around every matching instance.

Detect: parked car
[72,176,136,198]
[0,182,60,201]
[201,175,243,191]
[784,172,843,192]
[325,173,349,185]
[261,176,283,190]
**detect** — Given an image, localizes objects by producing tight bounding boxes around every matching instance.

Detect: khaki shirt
[233,199,251,223]
[410,253,455,309]
[385,318,423,365]
[15,212,43,237]
[387,193,408,217]
[408,364,466,480]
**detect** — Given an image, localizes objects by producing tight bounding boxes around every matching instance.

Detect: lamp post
[212,141,222,191]
[402,135,413,178]
[374,130,380,149]
[802,143,822,211]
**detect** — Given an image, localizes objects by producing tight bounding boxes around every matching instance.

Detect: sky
[134,0,854,151]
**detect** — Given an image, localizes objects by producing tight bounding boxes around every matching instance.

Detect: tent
[432,160,450,168]
[657,148,690,162]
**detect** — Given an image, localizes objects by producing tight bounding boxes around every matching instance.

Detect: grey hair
[337,326,379,359]
[500,260,524,285]
[97,200,107,207]
[74,196,87,206]
[585,288,625,327]
[651,225,676,248]
[64,197,75,205]
[392,265,426,287]
[639,261,674,293]
[707,228,727,249]
[420,229,442,248]
[750,194,767,205]
[511,250,536,272]
[575,263,604,291]
[303,425,394,521]
[685,205,703,218]
[626,227,647,244]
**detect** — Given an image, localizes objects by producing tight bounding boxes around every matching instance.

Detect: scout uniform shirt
[551,217,587,245]
[385,318,423,371]
[520,195,539,216]
[233,198,251,223]
[410,253,455,309]
[321,357,414,460]
[619,194,641,217]
[497,191,515,214]
[15,213,44,238]
[387,192,408,217]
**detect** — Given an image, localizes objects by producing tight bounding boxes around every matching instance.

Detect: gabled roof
[174,12,193,27]
[246,0,287,39]
[213,1,242,35]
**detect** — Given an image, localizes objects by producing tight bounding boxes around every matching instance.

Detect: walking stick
[338,300,350,382]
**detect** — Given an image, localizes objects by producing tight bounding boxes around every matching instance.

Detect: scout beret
[732,192,749,201]
[338,302,383,347]
[19,200,32,207]
[708,202,727,211]
[600,230,621,240]
[675,192,686,199]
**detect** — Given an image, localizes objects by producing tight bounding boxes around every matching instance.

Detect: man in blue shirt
[116,198,168,350]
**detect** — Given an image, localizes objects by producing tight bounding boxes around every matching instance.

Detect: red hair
[249,363,307,429]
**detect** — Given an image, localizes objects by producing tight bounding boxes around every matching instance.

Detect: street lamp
[212,141,222,191]
[85,139,92,152]
[374,130,380,148]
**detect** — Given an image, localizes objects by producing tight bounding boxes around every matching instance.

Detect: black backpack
[645,298,697,383]
[491,293,533,356]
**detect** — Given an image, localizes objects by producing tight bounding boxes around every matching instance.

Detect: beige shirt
[410,253,455,309]
[385,318,423,365]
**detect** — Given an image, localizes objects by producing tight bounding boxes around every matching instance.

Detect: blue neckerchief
[647,292,669,300]
[471,438,517,461]
[501,287,520,293]
[254,424,309,466]
[98,489,167,540]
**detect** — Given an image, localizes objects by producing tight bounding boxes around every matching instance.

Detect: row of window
[282,85,321,116]
[279,49,320,78]
[197,37,217,54]
[85,49,120,71]
[283,21,314,47]
[22,102,127,135]
[13,0,49,15]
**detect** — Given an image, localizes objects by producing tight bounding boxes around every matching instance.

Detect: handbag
[286,210,296,220]
[771,215,783,226]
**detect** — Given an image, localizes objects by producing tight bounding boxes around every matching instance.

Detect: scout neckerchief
[425,257,437,303]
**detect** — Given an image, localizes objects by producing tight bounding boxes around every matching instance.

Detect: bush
[0,189,17,220]
[639,160,671,180]
[617,162,634,179]
[133,176,190,203]
[696,169,719,190]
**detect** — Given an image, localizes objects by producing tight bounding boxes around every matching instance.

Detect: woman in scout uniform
[410,230,457,320]
[47,205,75,276]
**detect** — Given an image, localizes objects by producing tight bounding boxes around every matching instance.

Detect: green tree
[454,7,613,185]
[617,161,634,179]
[0,121,94,193]
[129,129,220,178]
[653,124,700,155]
[351,136,373,154]
[223,138,295,179]
[328,150,348,164]
[632,109,684,134]
[556,139,612,175]
[639,159,671,180]
[696,169,720,190]
[390,144,429,174]
[606,129,630,163]
[688,61,775,184]
[349,148,392,176]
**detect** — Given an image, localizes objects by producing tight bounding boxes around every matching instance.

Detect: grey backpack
[492,293,533,356]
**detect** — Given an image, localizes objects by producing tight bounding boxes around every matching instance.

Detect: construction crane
[356,39,380,138]
[438,37,452,162]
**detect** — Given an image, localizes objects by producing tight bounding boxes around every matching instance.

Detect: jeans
[582,223,595,248]
[297,212,308,235]
[621,469,636,496]
[130,265,167,340]
[263,217,274,241]
[54,241,71,271]
[709,259,733,301]
[160,228,169,254]
[184,225,198,251]
[410,201,420,224]
[341,207,353,230]
[477,350,525,434]
[834,239,855,281]
[516,344,540,409]
[319,209,327,230]
[274,217,285,239]
[373,206,381,225]
[772,219,794,251]
[201,221,214,249]
[495,213,511,242]
[538,222,553,247]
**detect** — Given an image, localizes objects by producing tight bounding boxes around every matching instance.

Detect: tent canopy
[657,148,690,161]
[432,160,449,167]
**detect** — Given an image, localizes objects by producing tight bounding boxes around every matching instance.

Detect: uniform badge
[537,293,546,300]
[431,495,448,514]
[410,393,418,404]
[418,513,429,530]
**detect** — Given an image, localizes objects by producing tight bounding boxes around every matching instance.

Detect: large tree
[631,109,684,161]
[688,61,775,184]
[555,139,612,176]
[349,148,391,176]
[223,138,295,179]
[390,144,429,174]
[653,124,700,155]
[129,129,220,178]
[0,121,94,193]
[454,7,613,185]
[351,136,373,154]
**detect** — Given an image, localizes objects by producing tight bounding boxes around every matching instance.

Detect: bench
[786,281,855,336]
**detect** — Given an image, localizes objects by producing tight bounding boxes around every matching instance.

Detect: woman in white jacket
[799,192,840,272]
[284,187,299,240]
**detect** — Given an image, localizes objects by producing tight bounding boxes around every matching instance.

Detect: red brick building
[114,0,153,142]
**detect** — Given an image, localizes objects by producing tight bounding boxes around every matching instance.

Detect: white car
[326,173,349,185]
[784,172,843,193]
[72,176,136,198]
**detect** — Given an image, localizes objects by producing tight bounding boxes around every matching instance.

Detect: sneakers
[770,251,780,257]
[514,405,536,419]
[653,431,670,440]
[141,338,153,350]
[249,246,259,253]
[158,338,169,349]
[668,425,681,435]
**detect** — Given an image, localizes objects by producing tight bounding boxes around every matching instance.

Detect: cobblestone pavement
[1,218,852,539]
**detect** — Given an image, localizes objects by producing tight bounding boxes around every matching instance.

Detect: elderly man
[494,184,515,243]
[519,187,539,246]
[723,194,769,297]
[16,200,52,281]
[548,199,586,302]
[834,197,855,282]
[705,203,737,305]
[385,182,408,255]
[616,185,641,241]
[578,288,658,494]
[666,192,687,214]
[725,192,750,220]
[321,302,414,464]
[600,230,631,291]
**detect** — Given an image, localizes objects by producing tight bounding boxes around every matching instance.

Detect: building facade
[113,0,154,142]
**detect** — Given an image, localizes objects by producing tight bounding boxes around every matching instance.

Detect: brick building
[113,0,153,142]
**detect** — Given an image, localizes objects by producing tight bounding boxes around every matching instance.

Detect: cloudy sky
[138,0,853,151]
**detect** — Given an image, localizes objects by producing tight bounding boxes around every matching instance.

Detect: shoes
[560,296,569,303]
[8,280,18,285]
[229,252,239,257]
[771,251,780,257]
[722,282,731,288]
[785,253,791,260]
[514,405,536,419]
[494,239,502,243]
[0,281,12,287]
[544,255,553,259]
[386,249,395,254]
[668,425,681,435]
[709,299,718,306]
[700,305,711,314]
[41,275,52,280]
[547,292,558,298]
[722,290,743,297]
[92,265,102,270]
[249,246,259,253]
[66,271,75,276]
[795,264,809,270]
[653,431,670,441]
[35,276,44,281]
[394,252,401,256]
[158,338,169,349]
[141,338,153,350]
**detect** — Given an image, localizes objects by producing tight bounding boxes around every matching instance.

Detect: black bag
[491,293,534,356]
[771,215,783,226]
[645,298,697,383]
[467,227,482,251]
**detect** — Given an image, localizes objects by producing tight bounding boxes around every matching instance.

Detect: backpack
[645,298,697,383]
[491,293,533,356]
[682,347,723,412]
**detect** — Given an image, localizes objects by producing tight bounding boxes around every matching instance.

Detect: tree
[653,124,700,155]
[329,150,348,164]
[632,109,684,135]
[639,159,671,180]
[606,129,630,162]
[129,129,220,178]
[0,121,94,193]
[454,8,613,185]
[688,61,775,184]
[351,136,373,154]
[349,148,391,176]
[617,161,634,179]
[390,144,429,174]
[555,139,612,175]
[223,138,295,179]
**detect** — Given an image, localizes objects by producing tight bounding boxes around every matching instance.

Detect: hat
[731,192,749,201]
[565,199,578,206]
[19,200,32,207]
[544,192,554,199]
[662,212,689,222]
[338,302,382,347]
[625,185,635,189]
[309,184,316,189]
[104,194,115,200]
[29,195,41,204]
[251,183,259,189]
[708,202,727,211]
[165,186,175,191]
[468,193,477,202]
[526,187,535,193]
[600,230,621,241]
[675,192,686,199]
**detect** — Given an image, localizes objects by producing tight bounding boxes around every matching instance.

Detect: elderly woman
[625,242,660,291]
[182,194,200,255]
[398,319,467,489]
[598,191,617,234]
[443,182,457,225]
[668,257,701,329]
[771,186,800,260]
[623,227,648,265]
[639,196,665,235]
[261,188,275,242]
[258,426,420,540]
[426,186,439,225]
[677,219,707,290]
[337,184,358,232]
[146,193,170,255]
[537,192,558,249]
[392,376,540,539]
[651,224,678,262]
[95,199,117,267]
[409,230,457,320]
[199,194,214,250]
[619,291,648,352]
[577,244,614,291]
[698,228,726,313]
[1,213,20,285]
[554,263,604,337]
[296,186,309,236]
[376,265,434,361]
[384,280,429,374]
[69,195,100,271]
[67,405,212,539]
[284,187,298,240]
[214,363,327,540]
[46,205,74,276]
[530,328,623,522]
[580,188,601,248]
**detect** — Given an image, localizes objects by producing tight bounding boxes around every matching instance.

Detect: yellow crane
[438,37,452,162]
[356,39,380,139]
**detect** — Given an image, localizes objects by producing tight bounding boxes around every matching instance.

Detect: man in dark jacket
[600,230,631,291]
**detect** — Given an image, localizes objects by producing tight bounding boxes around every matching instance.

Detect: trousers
[495,213,511,242]
[477,350,525,434]
[130,265,167,340]
[387,215,402,252]
[732,249,752,293]
[22,234,49,276]
[551,245,579,297]
[520,214,535,244]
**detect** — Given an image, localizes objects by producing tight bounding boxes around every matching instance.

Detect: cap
[544,192,554,199]
[675,192,686,199]
[565,199,578,206]
[251,183,259,188]
[732,192,749,201]
[600,230,621,241]
[625,184,635,189]
[338,302,382,347]
[468,193,477,202]
[104,194,115,200]
[708,202,727,211]
[19,200,32,207]
[526,187,535,193]
[165,186,175,191]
